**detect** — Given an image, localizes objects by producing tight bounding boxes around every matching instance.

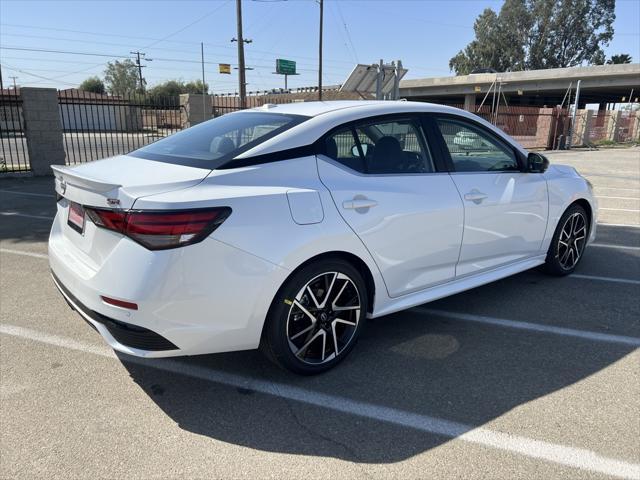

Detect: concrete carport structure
[399,64,640,110]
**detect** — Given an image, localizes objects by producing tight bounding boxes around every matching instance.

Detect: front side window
[324,118,434,174]
[130,112,307,169]
[436,118,519,172]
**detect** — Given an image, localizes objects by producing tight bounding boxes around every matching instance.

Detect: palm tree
[606,54,632,64]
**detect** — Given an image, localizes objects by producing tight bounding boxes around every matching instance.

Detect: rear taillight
[85,207,231,250]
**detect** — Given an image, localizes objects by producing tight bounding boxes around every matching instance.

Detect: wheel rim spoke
[293,299,317,324]
[305,285,321,309]
[290,324,315,341]
[295,329,325,359]
[330,280,348,309]
[318,272,338,308]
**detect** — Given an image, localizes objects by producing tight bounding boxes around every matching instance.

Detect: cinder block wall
[20,88,65,176]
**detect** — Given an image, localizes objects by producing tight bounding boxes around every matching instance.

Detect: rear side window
[324,118,434,174]
[436,118,519,172]
[130,112,308,169]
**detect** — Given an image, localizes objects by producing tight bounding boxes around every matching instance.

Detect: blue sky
[1,0,639,93]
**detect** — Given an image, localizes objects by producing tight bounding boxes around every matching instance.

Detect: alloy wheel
[286,272,361,365]
[557,212,587,270]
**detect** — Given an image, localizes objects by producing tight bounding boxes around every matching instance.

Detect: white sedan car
[49,101,597,374]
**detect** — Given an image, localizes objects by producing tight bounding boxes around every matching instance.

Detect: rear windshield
[129,111,308,169]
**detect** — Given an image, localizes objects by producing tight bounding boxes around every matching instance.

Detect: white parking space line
[598,223,640,228]
[0,248,48,259]
[415,309,640,347]
[572,274,640,286]
[596,195,640,201]
[599,208,640,213]
[596,187,640,193]
[590,243,640,251]
[0,189,55,198]
[0,211,54,220]
[1,323,638,480]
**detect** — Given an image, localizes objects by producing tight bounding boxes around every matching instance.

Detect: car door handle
[464,191,488,203]
[342,198,378,210]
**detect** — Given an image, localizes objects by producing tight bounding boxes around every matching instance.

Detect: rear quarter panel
[132,156,389,311]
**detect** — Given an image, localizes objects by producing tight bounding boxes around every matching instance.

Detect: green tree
[607,53,633,64]
[78,76,106,94]
[147,79,209,97]
[147,80,186,97]
[104,60,140,96]
[449,0,615,75]
[184,80,208,94]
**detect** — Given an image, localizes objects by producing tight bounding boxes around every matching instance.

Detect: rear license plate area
[67,201,85,234]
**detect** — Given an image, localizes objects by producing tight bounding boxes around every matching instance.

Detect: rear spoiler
[51,165,121,193]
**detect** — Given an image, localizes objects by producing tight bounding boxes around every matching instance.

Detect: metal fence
[0,91,30,172]
[452,104,572,150]
[58,90,185,165]
[2,87,638,175]
[212,92,298,117]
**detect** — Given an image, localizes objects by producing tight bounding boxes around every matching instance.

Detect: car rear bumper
[52,272,179,354]
[49,211,290,358]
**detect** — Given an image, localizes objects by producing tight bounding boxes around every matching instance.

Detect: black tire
[543,203,589,276]
[261,258,368,375]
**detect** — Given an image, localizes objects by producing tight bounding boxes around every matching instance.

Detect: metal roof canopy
[340,62,408,95]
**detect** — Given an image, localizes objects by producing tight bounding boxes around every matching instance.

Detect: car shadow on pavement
[118,287,637,463]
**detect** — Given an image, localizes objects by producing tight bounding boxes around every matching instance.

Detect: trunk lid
[51,155,211,262]
[52,155,211,209]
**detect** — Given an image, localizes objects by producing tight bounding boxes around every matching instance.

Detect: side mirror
[527,152,549,173]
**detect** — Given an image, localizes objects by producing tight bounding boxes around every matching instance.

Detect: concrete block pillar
[571,109,591,147]
[535,108,554,149]
[607,111,622,142]
[180,94,212,128]
[580,110,594,146]
[20,87,65,176]
[463,93,476,112]
[629,112,640,142]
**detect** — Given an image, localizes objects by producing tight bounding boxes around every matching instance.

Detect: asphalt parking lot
[1,147,639,479]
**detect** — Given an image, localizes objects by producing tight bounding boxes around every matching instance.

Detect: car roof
[235,100,529,160]
[244,100,459,117]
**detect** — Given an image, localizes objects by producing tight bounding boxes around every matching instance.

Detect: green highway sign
[276,58,297,75]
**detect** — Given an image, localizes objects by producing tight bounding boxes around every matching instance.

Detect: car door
[317,115,464,298]
[432,115,548,277]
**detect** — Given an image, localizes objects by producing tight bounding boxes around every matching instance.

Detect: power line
[333,1,359,63]
[1,63,78,86]
[0,22,360,66]
[0,32,350,71]
[0,45,129,59]
[0,45,347,73]
[142,0,233,49]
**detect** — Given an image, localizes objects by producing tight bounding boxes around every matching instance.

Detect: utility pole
[130,51,151,94]
[318,0,324,101]
[9,76,18,90]
[201,42,207,120]
[233,0,248,109]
